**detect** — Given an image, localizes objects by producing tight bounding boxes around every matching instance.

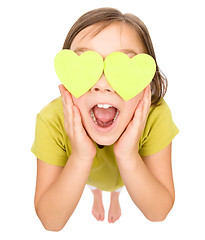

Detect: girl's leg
[87,185,105,221]
[87,185,123,223]
[108,188,123,223]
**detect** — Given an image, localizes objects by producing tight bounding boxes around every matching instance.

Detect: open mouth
[90,104,120,128]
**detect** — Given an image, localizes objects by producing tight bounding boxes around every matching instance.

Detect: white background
[1,0,204,239]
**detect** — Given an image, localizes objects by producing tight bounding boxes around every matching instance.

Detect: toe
[96,214,101,221]
[92,209,105,221]
[100,213,105,221]
[92,211,99,221]
[111,216,115,223]
[113,216,117,223]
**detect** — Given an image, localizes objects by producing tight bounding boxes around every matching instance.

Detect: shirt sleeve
[139,99,179,156]
[31,113,69,166]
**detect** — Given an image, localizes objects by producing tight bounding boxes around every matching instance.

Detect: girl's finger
[143,84,151,102]
[72,105,86,141]
[59,85,72,104]
[142,84,151,120]
[59,84,66,105]
[132,100,144,128]
[59,84,74,117]
[59,84,75,137]
[131,85,150,130]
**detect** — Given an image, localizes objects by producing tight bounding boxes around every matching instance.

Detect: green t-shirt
[31,97,179,192]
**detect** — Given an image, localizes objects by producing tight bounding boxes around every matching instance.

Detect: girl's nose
[91,75,115,93]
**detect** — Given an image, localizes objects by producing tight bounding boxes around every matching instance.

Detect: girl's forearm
[36,155,93,231]
[116,154,174,221]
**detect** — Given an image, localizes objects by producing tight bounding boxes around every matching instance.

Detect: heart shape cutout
[54,50,104,98]
[54,50,156,101]
[104,52,156,101]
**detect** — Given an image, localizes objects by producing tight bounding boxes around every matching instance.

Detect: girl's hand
[114,85,151,162]
[59,84,96,161]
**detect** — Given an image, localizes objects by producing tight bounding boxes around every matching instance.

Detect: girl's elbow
[40,218,67,232]
[36,210,67,232]
[145,205,174,222]
[43,224,65,232]
[147,198,175,222]
[146,214,167,222]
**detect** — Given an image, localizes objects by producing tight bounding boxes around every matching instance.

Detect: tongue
[96,119,113,127]
[93,106,116,126]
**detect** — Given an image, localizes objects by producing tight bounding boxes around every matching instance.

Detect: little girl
[31,7,179,231]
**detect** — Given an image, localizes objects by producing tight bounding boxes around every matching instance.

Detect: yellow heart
[104,52,156,101]
[54,50,104,98]
[54,50,156,101]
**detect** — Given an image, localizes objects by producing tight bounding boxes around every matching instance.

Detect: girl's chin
[88,133,119,146]
[93,137,117,146]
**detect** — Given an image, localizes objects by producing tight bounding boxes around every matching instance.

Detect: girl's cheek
[71,95,82,108]
[137,91,144,101]
[125,91,143,109]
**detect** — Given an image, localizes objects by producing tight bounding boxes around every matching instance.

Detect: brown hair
[63,7,167,106]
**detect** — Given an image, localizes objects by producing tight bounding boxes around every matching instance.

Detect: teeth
[97,104,113,109]
[113,110,119,122]
[90,109,97,124]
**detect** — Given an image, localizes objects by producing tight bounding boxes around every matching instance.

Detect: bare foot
[91,189,105,221]
[108,191,121,223]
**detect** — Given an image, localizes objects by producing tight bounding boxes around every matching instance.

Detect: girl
[31,7,179,231]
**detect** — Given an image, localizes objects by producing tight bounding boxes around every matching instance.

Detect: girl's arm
[114,85,175,221]
[34,85,96,231]
[116,143,174,221]
[35,156,93,231]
